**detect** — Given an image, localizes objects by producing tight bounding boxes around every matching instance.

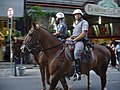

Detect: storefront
[0,0,120,61]
[0,0,24,61]
[26,0,120,41]
[0,17,18,61]
[85,0,120,45]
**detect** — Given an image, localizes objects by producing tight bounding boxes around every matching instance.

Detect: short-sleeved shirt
[72,19,89,38]
[57,20,67,38]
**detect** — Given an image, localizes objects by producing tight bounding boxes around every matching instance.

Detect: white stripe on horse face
[21,45,26,53]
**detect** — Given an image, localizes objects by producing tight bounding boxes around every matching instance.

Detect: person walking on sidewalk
[115,43,120,62]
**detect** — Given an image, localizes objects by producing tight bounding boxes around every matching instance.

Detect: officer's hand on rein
[72,39,77,44]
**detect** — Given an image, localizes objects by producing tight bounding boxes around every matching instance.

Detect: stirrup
[73,73,81,81]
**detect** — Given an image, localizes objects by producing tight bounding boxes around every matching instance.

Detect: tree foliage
[26,6,56,22]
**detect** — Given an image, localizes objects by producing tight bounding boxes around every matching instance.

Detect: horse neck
[39,28,62,58]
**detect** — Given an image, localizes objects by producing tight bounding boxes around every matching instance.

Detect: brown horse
[13,39,50,90]
[21,22,111,90]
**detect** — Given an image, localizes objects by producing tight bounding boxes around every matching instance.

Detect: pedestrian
[115,43,120,61]
[67,9,89,80]
[3,36,10,62]
[1,42,6,61]
[106,43,116,67]
[53,12,67,40]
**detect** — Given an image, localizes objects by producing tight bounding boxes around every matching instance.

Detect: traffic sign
[7,7,14,76]
[7,7,14,18]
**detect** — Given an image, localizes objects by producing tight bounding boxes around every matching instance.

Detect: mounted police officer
[68,9,89,80]
[53,12,67,40]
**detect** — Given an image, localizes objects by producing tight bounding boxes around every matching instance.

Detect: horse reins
[31,43,63,52]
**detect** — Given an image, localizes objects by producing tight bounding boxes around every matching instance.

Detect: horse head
[21,22,42,53]
[21,21,62,54]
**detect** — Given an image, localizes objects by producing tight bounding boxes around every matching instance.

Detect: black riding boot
[75,58,81,80]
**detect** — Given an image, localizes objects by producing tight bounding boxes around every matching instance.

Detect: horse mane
[35,23,62,43]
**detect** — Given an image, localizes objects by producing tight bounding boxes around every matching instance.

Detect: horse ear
[32,21,37,30]
[32,21,40,30]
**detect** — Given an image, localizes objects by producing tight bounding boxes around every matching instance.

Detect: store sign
[84,0,120,17]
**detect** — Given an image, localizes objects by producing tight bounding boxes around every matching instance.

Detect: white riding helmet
[73,9,83,16]
[56,12,65,18]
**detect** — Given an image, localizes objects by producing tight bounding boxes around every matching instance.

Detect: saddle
[65,39,93,63]
[82,38,93,63]
[65,40,75,60]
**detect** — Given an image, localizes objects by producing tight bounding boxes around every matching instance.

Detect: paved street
[0,64,120,90]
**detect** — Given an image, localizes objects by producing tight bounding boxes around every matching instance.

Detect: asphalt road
[0,67,120,90]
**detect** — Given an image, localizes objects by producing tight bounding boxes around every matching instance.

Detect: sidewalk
[0,62,40,77]
[0,62,120,77]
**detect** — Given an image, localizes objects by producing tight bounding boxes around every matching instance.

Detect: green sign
[85,0,120,17]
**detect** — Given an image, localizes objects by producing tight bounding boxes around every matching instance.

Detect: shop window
[89,23,120,37]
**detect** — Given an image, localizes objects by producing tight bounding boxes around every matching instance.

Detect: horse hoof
[68,87,71,90]
[41,88,45,90]
[104,87,107,90]
[41,89,45,90]
[54,87,62,90]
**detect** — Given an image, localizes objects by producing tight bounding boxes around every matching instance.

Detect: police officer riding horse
[53,12,67,41]
[67,9,91,80]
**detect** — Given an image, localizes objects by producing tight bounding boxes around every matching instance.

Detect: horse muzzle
[21,45,32,53]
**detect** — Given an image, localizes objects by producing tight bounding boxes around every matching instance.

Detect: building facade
[0,0,120,61]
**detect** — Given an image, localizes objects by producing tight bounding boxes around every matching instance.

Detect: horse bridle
[38,43,63,51]
[23,40,63,53]
[24,43,63,54]
[22,28,64,53]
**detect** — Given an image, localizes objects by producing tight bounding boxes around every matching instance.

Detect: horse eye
[29,33,33,37]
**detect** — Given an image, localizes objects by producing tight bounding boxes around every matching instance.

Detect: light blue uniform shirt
[57,20,67,38]
[72,19,89,38]
[72,19,89,59]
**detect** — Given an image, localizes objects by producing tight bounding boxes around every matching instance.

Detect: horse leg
[39,65,46,90]
[93,66,107,90]
[46,65,50,85]
[60,77,69,90]
[100,73,107,90]
[49,74,59,90]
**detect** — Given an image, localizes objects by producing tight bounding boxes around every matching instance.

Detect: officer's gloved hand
[72,40,77,44]
[61,39,66,43]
